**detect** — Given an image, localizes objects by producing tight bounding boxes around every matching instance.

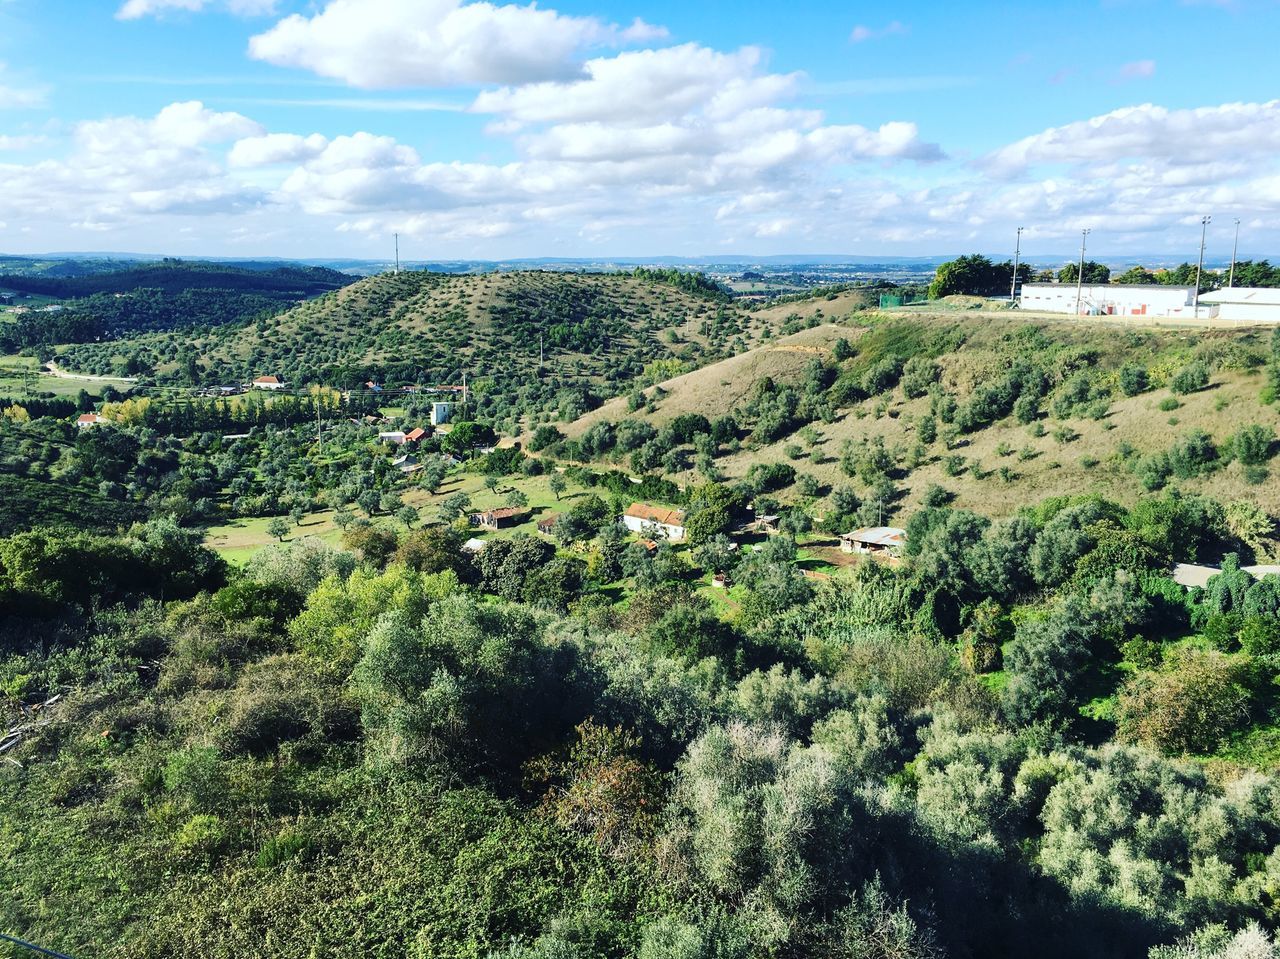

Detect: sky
[0,0,1277,261]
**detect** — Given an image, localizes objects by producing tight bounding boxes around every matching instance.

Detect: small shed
[839,526,907,556]
[537,513,561,535]
[744,514,780,535]
[473,507,530,531]
[462,537,488,553]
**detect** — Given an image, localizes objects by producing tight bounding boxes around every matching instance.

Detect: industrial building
[1019,283,1197,317]
[1198,287,1280,323]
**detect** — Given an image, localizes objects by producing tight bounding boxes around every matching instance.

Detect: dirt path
[43,361,137,383]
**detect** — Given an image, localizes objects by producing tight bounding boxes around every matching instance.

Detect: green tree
[1057,261,1111,284]
[266,517,290,542]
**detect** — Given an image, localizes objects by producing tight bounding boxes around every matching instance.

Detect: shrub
[1118,363,1149,396]
[1158,397,1181,412]
[1169,362,1210,395]
[1117,649,1252,755]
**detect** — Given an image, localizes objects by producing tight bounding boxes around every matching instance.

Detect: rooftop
[1199,287,1280,305]
[625,502,686,527]
[842,526,907,547]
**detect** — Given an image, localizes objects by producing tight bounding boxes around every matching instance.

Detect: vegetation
[5,272,1280,958]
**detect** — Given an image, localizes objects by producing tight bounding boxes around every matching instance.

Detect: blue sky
[1,0,1277,261]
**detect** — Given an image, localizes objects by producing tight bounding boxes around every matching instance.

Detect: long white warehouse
[1019,283,1197,317]
[1198,287,1280,323]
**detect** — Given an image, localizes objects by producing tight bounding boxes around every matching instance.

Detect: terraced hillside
[55,270,766,393]
[560,310,1280,533]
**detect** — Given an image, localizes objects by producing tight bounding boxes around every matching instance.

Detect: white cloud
[248,0,663,88]
[0,101,264,227]
[228,131,328,167]
[850,20,907,43]
[117,0,276,20]
[983,100,1280,176]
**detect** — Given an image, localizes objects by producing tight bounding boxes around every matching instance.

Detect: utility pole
[539,334,544,368]
[1229,217,1240,288]
[1193,215,1211,317]
[1010,226,1023,301]
[394,233,400,274]
[1074,228,1090,316]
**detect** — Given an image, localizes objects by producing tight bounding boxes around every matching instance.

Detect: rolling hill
[560,308,1280,531]
[53,269,777,392]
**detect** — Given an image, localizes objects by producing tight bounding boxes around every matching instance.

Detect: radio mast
[394,233,400,274]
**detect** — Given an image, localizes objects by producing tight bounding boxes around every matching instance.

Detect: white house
[430,402,454,426]
[251,375,286,391]
[1019,283,1196,317]
[1198,287,1280,324]
[75,413,107,429]
[378,431,408,444]
[622,503,687,542]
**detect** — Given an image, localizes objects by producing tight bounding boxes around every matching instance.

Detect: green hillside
[558,309,1280,539]
[52,269,776,399]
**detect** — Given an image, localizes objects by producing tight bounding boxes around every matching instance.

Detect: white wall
[1019,284,1195,317]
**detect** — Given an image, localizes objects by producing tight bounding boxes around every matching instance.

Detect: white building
[378,431,407,445]
[1198,287,1280,323]
[622,503,687,542]
[251,375,286,390]
[1019,283,1196,317]
[430,402,454,426]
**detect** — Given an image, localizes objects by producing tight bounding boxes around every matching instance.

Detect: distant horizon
[0,249,1264,271]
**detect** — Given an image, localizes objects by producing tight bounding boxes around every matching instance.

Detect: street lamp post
[1228,218,1240,289]
[1010,226,1024,301]
[1193,215,1211,317]
[1074,228,1090,316]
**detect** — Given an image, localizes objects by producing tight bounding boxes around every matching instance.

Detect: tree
[929,254,1028,298]
[1113,266,1156,284]
[529,425,564,452]
[1117,649,1252,754]
[549,473,567,501]
[1057,261,1111,284]
[438,492,472,522]
[396,504,420,528]
[266,517,290,542]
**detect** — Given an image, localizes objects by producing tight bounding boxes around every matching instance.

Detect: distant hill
[54,269,782,396]
[0,258,352,299]
[559,308,1280,526]
[0,260,356,351]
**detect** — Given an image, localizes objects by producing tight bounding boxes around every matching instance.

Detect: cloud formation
[248,0,666,88]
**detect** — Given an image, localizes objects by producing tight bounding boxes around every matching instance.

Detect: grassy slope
[566,307,1280,522]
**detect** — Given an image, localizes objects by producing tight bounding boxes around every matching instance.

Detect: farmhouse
[472,507,530,531]
[622,503,687,542]
[1199,287,1280,324]
[839,526,907,556]
[251,375,286,390]
[1019,283,1196,318]
[75,413,107,429]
